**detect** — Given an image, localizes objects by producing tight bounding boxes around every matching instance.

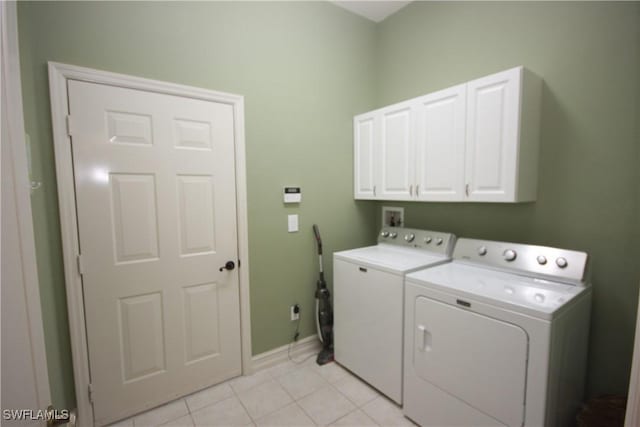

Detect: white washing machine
[403,238,592,427]
[333,227,455,404]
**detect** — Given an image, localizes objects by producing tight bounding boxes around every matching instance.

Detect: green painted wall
[17,0,640,411]
[373,2,640,397]
[18,1,377,408]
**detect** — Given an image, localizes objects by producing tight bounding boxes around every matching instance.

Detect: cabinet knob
[503,249,517,262]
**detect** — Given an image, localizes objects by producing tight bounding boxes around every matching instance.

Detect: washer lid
[334,244,450,275]
[406,262,587,319]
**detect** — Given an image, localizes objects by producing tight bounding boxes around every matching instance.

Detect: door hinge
[88,383,94,403]
[66,115,76,137]
[77,254,85,276]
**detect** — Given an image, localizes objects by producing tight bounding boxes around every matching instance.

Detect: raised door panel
[118,293,166,382]
[353,113,378,199]
[176,175,216,257]
[379,103,414,200]
[465,67,521,202]
[110,174,160,264]
[183,283,220,364]
[414,85,466,201]
[412,296,527,427]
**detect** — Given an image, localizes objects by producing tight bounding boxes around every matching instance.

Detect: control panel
[453,238,589,285]
[378,227,455,256]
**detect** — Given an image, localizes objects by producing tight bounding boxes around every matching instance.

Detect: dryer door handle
[417,325,432,352]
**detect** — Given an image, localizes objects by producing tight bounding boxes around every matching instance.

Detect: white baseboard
[251,335,321,372]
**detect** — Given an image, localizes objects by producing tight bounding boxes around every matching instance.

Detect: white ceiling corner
[331,1,413,23]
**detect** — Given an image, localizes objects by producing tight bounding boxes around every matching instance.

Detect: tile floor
[107,357,415,427]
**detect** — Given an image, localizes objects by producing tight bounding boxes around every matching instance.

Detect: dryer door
[412,296,528,427]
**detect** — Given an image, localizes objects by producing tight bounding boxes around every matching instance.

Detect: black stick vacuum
[313,224,334,365]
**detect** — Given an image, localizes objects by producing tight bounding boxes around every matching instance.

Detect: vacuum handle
[313,224,323,255]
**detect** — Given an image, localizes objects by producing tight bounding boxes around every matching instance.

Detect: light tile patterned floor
[107,357,414,427]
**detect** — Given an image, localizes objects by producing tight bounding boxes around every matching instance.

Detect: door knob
[219,261,236,272]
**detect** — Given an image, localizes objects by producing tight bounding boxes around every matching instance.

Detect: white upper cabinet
[414,84,467,201]
[465,67,541,202]
[353,66,542,203]
[379,103,414,200]
[353,112,378,199]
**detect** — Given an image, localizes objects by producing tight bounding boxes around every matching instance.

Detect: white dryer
[333,227,455,404]
[403,238,591,427]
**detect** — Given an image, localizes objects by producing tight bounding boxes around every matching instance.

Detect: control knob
[435,238,443,246]
[380,231,389,238]
[537,255,547,265]
[424,236,432,244]
[503,249,517,262]
[556,257,568,268]
[389,232,398,239]
[478,246,487,256]
[404,233,415,242]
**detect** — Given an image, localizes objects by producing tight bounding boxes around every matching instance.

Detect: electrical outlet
[290,304,300,321]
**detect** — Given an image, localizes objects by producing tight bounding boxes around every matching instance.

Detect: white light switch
[288,214,299,232]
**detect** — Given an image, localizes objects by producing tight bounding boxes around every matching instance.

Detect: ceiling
[331,1,412,23]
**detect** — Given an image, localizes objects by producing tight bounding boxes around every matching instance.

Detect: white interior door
[67,80,241,425]
[414,84,467,201]
[1,2,51,424]
[1,115,49,427]
[412,296,527,427]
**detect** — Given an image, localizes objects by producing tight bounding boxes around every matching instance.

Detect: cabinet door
[353,112,378,199]
[379,103,414,200]
[414,85,466,201]
[465,67,521,202]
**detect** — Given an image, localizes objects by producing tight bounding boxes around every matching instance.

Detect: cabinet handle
[465,183,470,197]
[373,185,376,197]
[416,184,420,196]
[410,185,413,196]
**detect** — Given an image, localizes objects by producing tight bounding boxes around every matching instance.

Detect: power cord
[287,306,316,364]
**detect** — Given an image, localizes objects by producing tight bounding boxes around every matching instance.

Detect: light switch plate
[288,214,299,232]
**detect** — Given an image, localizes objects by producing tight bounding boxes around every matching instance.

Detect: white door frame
[48,62,252,426]
[625,284,640,426]
[2,0,52,413]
